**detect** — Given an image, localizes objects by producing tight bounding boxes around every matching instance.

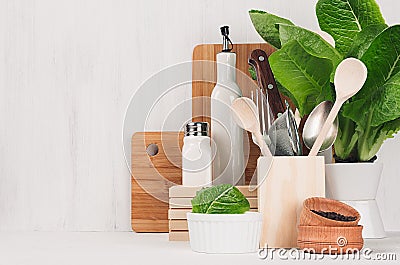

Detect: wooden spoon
[231,97,273,157]
[231,97,274,188]
[315,30,335,47]
[309,58,367,156]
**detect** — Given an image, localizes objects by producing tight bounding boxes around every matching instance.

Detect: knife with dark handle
[248,49,285,120]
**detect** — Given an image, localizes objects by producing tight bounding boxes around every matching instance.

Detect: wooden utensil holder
[257,156,325,248]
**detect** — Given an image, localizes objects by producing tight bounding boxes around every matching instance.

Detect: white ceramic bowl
[187,212,262,254]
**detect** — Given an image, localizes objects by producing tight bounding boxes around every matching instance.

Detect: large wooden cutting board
[131,132,183,232]
[192,43,276,184]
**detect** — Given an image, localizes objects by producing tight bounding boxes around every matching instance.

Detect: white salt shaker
[182,122,212,187]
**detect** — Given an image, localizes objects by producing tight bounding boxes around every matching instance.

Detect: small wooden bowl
[300,197,360,227]
[297,225,363,254]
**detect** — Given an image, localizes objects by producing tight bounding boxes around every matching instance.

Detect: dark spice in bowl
[300,197,360,227]
[311,210,357,222]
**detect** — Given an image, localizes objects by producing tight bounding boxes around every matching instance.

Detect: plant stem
[341,117,352,146]
[335,115,358,160]
[357,111,373,161]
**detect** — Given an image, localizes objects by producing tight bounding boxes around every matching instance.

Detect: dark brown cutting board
[131,131,183,232]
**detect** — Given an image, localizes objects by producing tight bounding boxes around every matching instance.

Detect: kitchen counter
[0,232,399,265]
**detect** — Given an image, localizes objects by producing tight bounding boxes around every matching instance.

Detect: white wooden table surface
[0,232,399,265]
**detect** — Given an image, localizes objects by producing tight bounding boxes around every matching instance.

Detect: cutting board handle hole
[146,143,159,156]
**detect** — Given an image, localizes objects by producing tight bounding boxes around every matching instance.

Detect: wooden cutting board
[192,43,276,184]
[131,131,183,232]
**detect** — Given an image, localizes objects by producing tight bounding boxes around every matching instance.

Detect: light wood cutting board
[131,131,183,232]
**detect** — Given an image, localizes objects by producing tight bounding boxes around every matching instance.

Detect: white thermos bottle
[211,26,245,185]
[182,122,212,187]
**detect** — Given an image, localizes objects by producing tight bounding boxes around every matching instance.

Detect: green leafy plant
[191,184,250,214]
[249,0,400,162]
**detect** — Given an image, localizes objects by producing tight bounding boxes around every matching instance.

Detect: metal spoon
[302,101,338,152]
[308,58,367,156]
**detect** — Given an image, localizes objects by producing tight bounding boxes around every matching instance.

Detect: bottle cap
[185,122,209,136]
[220,25,233,52]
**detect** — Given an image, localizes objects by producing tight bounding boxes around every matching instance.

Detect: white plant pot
[187,212,262,253]
[325,162,386,238]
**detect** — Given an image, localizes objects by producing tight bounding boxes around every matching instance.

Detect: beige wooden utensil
[315,30,335,47]
[231,97,273,158]
[309,58,367,156]
[232,97,274,189]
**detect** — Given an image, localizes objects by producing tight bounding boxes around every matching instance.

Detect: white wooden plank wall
[0,0,398,231]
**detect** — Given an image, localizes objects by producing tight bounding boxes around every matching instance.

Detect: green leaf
[357,118,400,161]
[248,66,257,80]
[191,184,250,214]
[342,26,400,127]
[342,70,400,161]
[335,85,400,161]
[342,98,369,126]
[249,10,293,49]
[357,25,400,99]
[347,24,387,58]
[370,72,400,126]
[316,0,386,55]
[276,81,299,109]
[278,24,343,70]
[269,40,334,116]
